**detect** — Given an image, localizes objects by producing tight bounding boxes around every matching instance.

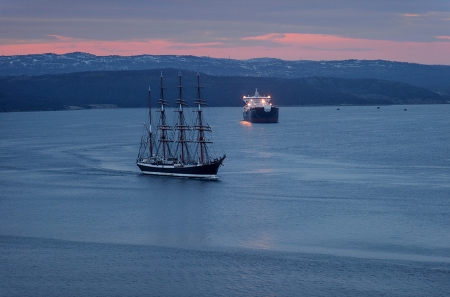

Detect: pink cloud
[0,38,227,56]
[402,13,420,17]
[1,33,450,65]
[46,35,74,41]
[238,33,450,64]
[242,33,286,41]
[261,33,355,44]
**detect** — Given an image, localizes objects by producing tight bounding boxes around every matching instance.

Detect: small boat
[242,89,279,123]
[136,72,226,179]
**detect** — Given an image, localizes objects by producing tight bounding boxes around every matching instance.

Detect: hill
[0,69,447,112]
[1,53,450,94]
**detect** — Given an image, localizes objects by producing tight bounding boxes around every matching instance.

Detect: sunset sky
[1,0,450,64]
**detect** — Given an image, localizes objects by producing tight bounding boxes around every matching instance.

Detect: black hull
[136,156,225,179]
[243,107,279,123]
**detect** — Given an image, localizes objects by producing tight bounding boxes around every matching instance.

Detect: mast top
[195,73,207,107]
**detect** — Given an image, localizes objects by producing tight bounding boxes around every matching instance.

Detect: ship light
[262,99,265,104]
[268,95,271,98]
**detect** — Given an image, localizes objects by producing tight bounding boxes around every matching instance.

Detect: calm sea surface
[1,105,449,296]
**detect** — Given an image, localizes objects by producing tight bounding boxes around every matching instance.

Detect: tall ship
[136,72,226,179]
[243,89,279,123]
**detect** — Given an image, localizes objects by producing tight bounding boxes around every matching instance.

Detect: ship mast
[157,72,172,159]
[147,86,153,157]
[193,73,212,164]
[175,72,191,163]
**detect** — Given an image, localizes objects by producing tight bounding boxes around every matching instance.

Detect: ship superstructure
[243,89,279,123]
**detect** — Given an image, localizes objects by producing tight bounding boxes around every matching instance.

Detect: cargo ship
[136,72,226,179]
[243,89,279,123]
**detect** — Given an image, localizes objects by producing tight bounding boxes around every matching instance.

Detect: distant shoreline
[2,102,449,113]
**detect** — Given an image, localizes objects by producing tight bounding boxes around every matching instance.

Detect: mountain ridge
[1,52,450,94]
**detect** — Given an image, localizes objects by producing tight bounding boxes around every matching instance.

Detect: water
[1,105,449,296]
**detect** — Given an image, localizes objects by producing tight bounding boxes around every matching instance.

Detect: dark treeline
[0,68,448,112]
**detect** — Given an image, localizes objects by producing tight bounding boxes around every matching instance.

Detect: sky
[1,0,450,64]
